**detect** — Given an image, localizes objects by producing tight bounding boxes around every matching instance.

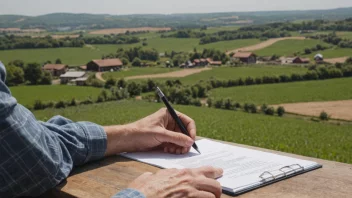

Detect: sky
[1,0,352,16]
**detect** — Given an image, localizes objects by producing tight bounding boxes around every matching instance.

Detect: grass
[102,67,180,79]
[132,65,308,85]
[209,78,352,105]
[32,100,352,164]
[305,47,352,59]
[255,39,331,57]
[10,85,103,107]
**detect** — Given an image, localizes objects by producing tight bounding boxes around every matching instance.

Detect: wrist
[104,123,139,156]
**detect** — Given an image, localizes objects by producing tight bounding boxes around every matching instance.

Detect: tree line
[0,34,141,50]
[102,47,159,67]
[5,60,52,86]
[308,32,352,48]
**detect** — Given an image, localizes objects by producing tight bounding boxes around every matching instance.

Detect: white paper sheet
[121,139,320,193]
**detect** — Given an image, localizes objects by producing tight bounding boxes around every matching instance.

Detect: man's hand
[128,166,223,198]
[104,108,196,156]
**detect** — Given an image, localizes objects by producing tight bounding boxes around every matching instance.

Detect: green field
[131,66,308,85]
[10,85,103,107]
[209,78,352,104]
[255,39,331,57]
[305,47,352,59]
[102,67,179,79]
[33,100,352,164]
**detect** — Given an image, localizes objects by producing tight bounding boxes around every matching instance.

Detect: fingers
[176,111,197,140]
[191,191,216,198]
[157,129,194,147]
[194,178,222,198]
[195,166,224,179]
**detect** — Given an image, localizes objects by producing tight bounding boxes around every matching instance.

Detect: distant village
[43,51,325,86]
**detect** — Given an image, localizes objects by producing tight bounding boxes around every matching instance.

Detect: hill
[1,7,352,29]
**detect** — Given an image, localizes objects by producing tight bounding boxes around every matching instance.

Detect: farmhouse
[206,58,222,66]
[193,58,208,66]
[71,77,88,86]
[60,71,86,84]
[314,54,324,63]
[86,58,123,72]
[232,52,257,64]
[42,64,67,76]
[292,57,310,64]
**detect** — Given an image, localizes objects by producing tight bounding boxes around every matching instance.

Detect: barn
[233,52,257,64]
[86,59,123,72]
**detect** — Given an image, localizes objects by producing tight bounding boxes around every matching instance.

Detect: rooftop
[43,64,67,70]
[233,52,256,58]
[60,71,86,78]
[92,58,123,67]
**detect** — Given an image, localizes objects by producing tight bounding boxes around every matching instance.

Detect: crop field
[254,39,331,57]
[10,85,103,107]
[33,100,352,164]
[209,78,352,105]
[102,67,180,79]
[336,32,352,40]
[132,65,308,85]
[89,27,172,35]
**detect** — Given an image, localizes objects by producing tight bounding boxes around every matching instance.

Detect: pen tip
[195,148,201,154]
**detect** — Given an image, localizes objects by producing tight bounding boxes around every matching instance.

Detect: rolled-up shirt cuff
[77,122,107,163]
[112,188,146,198]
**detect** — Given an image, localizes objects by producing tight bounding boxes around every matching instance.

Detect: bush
[279,74,291,82]
[90,79,104,88]
[261,104,268,114]
[127,82,142,96]
[191,99,202,107]
[55,101,66,109]
[81,97,94,105]
[328,68,343,78]
[277,106,285,117]
[132,57,142,67]
[34,100,45,110]
[69,98,77,106]
[245,77,255,85]
[46,101,55,108]
[207,98,213,107]
[264,107,275,116]
[244,103,250,112]
[100,90,108,101]
[291,73,303,81]
[234,102,241,109]
[255,77,262,85]
[105,78,117,89]
[96,96,104,103]
[117,79,127,88]
[224,98,233,110]
[248,104,257,113]
[214,99,224,109]
[319,111,330,121]
[342,66,352,77]
[304,70,319,80]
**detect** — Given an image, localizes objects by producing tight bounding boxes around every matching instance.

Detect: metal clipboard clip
[259,164,305,182]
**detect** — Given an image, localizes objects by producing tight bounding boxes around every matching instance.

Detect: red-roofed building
[86,58,123,72]
[42,64,67,76]
[232,52,257,64]
[292,57,310,64]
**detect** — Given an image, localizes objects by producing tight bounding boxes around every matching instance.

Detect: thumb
[158,129,194,147]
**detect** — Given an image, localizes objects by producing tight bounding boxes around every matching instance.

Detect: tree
[132,57,142,67]
[5,65,25,86]
[277,106,285,117]
[304,48,312,54]
[55,58,62,64]
[121,58,129,66]
[24,63,43,85]
[8,60,25,68]
[40,71,52,85]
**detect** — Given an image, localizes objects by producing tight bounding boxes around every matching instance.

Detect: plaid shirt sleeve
[0,62,108,197]
[112,188,146,198]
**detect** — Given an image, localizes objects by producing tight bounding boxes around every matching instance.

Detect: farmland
[130,65,308,85]
[254,39,331,57]
[33,100,352,164]
[10,85,103,107]
[306,47,352,59]
[209,78,352,105]
[102,67,180,79]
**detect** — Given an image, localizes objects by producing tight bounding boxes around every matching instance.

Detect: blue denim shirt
[0,62,145,198]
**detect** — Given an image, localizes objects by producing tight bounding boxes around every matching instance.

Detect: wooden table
[49,138,352,198]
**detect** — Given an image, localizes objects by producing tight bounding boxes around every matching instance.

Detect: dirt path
[226,37,306,54]
[273,100,352,121]
[324,57,349,64]
[95,72,106,82]
[125,68,212,80]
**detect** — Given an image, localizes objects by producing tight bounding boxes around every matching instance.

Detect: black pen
[156,87,201,154]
